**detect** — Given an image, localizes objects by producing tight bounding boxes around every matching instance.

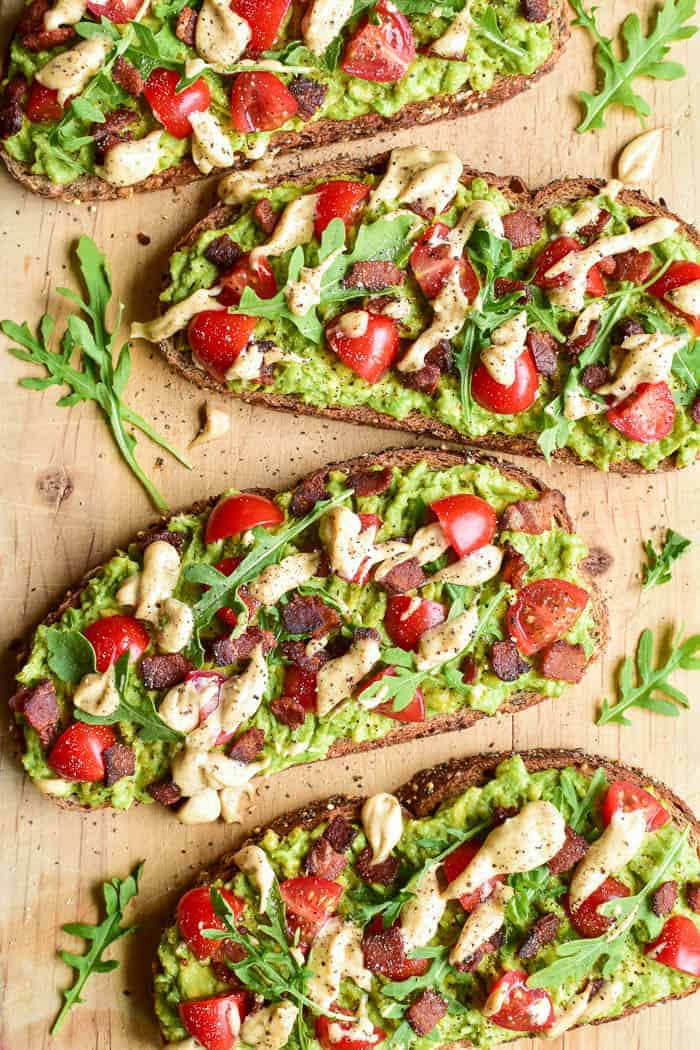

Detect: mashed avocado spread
[153,755,700,1048]
[15,459,597,812]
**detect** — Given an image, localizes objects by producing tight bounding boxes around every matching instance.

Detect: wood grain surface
[0,2,699,1048]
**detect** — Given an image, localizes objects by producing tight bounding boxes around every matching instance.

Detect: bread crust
[9,446,608,813]
[156,157,700,474]
[0,2,568,202]
[175,748,700,1046]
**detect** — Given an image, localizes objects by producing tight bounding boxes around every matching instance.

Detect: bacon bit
[380,557,426,595]
[270,696,307,727]
[518,912,561,959]
[348,466,393,498]
[136,526,186,553]
[139,654,192,690]
[548,825,588,874]
[406,990,448,1036]
[208,627,276,666]
[288,75,327,118]
[282,594,340,638]
[651,880,678,917]
[455,928,505,972]
[611,249,654,285]
[175,6,197,45]
[521,0,549,21]
[461,656,479,685]
[229,727,265,764]
[578,208,611,244]
[686,883,700,913]
[615,318,645,341]
[147,780,182,806]
[92,107,138,165]
[10,680,61,749]
[342,261,405,291]
[400,340,452,396]
[581,363,609,391]
[253,199,280,235]
[527,330,558,376]
[500,543,528,588]
[692,398,700,425]
[490,640,529,682]
[112,57,144,98]
[355,846,400,885]
[17,0,75,52]
[204,234,243,270]
[492,805,519,826]
[502,210,543,248]
[304,837,347,880]
[499,489,565,535]
[290,473,328,516]
[362,925,408,977]
[103,743,135,786]
[539,640,586,683]
[494,277,532,302]
[567,319,600,357]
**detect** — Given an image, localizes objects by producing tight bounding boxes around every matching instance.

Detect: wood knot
[37,470,74,508]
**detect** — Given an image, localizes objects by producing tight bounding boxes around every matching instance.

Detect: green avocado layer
[2,0,553,185]
[164,175,700,472]
[153,755,700,1048]
[15,460,596,809]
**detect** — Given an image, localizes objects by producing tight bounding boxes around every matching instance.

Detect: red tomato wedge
[506,578,589,656]
[211,557,249,629]
[316,1010,386,1050]
[471,350,539,415]
[48,722,116,782]
[87,0,142,21]
[410,223,480,301]
[279,876,342,943]
[314,180,371,240]
[205,493,284,544]
[341,0,415,83]
[231,0,291,53]
[282,664,318,713]
[82,614,150,673]
[606,381,676,444]
[568,876,631,938]
[646,915,700,977]
[326,312,400,383]
[384,595,446,651]
[649,260,700,335]
[601,781,670,832]
[218,253,277,307]
[143,68,211,138]
[176,886,244,962]
[179,992,249,1050]
[362,667,426,723]
[188,311,257,382]
[442,841,504,912]
[484,970,554,1032]
[26,83,64,122]
[532,236,606,297]
[230,71,298,132]
[430,493,497,557]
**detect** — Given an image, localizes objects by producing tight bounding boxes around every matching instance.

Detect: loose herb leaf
[571,0,698,133]
[567,767,608,833]
[642,529,692,590]
[45,628,96,685]
[596,626,700,726]
[74,654,182,742]
[51,862,143,1034]
[3,238,190,511]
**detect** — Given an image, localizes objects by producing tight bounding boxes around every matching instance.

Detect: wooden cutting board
[0,2,699,1047]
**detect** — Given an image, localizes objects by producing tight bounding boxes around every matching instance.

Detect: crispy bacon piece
[92,107,138,165]
[270,696,307,727]
[518,913,561,959]
[348,466,392,498]
[461,656,478,685]
[539,640,586,683]
[204,234,243,270]
[400,340,452,396]
[500,543,528,588]
[492,805,519,826]
[0,77,27,139]
[290,473,328,516]
[616,318,645,342]
[136,526,186,553]
[499,489,565,535]
[611,249,654,285]
[380,557,426,595]
[208,627,276,667]
[521,0,549,21]
[686,883,700,913]
[692,398,700,425]
[229,727,265,764]
[147,779,182,806]
[343,261,405,291]
[502,209,543,248]
[288,75,327,118]
[490,640,529,682]
[567,318,600,357]
[651,880,678,917]
[17,0,75,52]
[282,640,330,672]
[455,928,505,972]
[139,654,192,690]
[362,924,408,977]
[355,846,400,885]
[112,57,144,98]
[527,330,558,376]
[548,825,588,874]
[494,277,532,302]
[282,594,340,638]
[103,743,135,786]
[324,815,357,852]
[304,815,356,879]
[407,990,448,1036]
[253,199,280,235]
[581,363,609,391]
[578,208,611,244]
[10,679,61,749]
[175,5,197,45]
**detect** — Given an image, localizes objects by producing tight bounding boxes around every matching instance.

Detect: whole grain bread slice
[0,2,568,202]
[155,153,700,475]
[11,446,608,813]
[163,747,700,1046]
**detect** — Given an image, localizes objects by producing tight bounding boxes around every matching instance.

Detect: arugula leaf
[529,828,689,988]
[51,862,143,1034]
[3,238,190,511]
[596,626,700,726]
[671,338,700,403]
[571,0,698,133]
[74,654,182,743]
[45,627,96,685]
[642,529,692,590]
[473,7,529,63]
[567,767,608,833]
[506,866,566,928]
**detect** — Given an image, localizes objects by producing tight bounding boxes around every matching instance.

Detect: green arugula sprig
[2,238,190,512]
[571,0,698,133]
[557,767,608,833]
[642,529,692,590]
[51,862,144,1035]
[597,626,700,726]
[506,866,566,929]
[529,829,689,988]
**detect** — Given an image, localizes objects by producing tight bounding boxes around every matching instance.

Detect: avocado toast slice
[154,748,700,1048]
[143,148,700,473]
[0,0,568,200]
[9,447,606,820]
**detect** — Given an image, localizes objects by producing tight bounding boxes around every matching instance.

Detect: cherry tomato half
[87,0,141,20]
[341,0,415,83]
[410,223,480,302]
[601,781,670,832]
[384,595,446,651]
[230,71,298,132]
[362,667,426,723]
[484,970,554,1032]
[177,886,244,961]
[83,614,150,673]
[143,68,211,139]
[314,180,371,240]
[316,1010,386,1050]
[218,253,277,307]
[430,493,497,557]
[568,877,631,938]
[532,236,606,297]
[646,915,700,977]
[231,0,291,53]
[205,493,284,544]
[279,876,342,944]
[188,311,257,382]
[48,722,116,782]
[26,82,64,122]
[648,260,700,335]
[326,311,400,384]
[442,840,504,912]
[471,350,539,415]
[606,381,676,444]
[178,991,249,1050]
[506,578,589,657]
